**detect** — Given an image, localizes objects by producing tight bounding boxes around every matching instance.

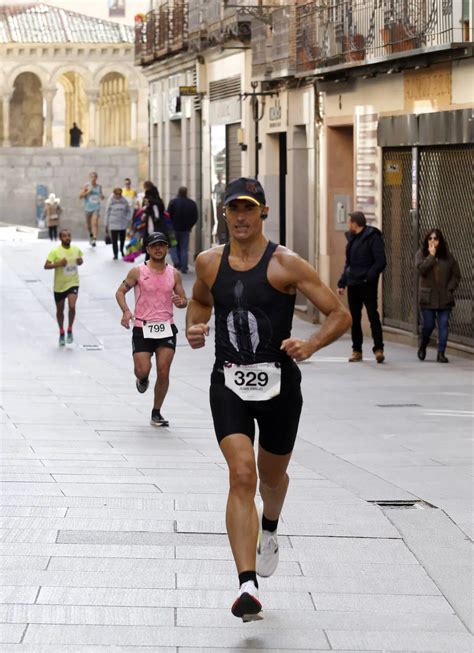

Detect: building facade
[0,3,149,233]
[136,0,473,348]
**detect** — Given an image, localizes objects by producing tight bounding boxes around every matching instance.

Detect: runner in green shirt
[44,229,83,346]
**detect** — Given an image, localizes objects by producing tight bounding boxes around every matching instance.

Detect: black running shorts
[54,286,79,304]
[132,325,177,354]
[209,360,303,455]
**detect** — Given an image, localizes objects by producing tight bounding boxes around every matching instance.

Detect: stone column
[43,87,56,147]
[2,93,12,146]
[129,89,138,145]
[86,90,99,146]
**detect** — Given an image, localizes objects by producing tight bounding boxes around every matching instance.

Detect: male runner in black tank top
[186,178,351,622]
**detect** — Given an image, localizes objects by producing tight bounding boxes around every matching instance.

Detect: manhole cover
[369,499,437,510]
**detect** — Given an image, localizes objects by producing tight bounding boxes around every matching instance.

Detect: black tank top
[211,241,296,365]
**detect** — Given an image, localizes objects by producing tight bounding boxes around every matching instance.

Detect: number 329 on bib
[223,362,281,401]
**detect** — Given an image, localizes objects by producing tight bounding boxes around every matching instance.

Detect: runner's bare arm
[279,254,351,361]
[185,252,215,348]
[78,186,89,199]
[44,257,67,269]
[172,270,187,309]
[115,267,140,328]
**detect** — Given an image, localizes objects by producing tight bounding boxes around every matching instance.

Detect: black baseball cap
[147,232,168,246]
[224,177,266,207]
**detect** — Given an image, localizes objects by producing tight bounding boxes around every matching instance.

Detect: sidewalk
[0,239,472,651]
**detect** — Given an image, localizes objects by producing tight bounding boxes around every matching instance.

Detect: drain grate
[80,344,104,351]
[24,279,40,283]
[369,499,438,510]
[376,403,420,408]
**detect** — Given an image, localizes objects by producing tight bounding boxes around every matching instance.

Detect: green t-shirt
[47,244,83,293]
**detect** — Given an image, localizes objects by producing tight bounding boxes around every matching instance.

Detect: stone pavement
[0,238,472,652]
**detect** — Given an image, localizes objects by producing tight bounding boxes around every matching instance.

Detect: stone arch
[49,64,93,90]
[98,71,130,146]
[10,72,44,146]
[94,63,142,92]
[7,64,49,90]
[54,71,89,146]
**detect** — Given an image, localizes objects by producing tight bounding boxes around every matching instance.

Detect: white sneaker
[231,581,263,622]
[256,502,279,577]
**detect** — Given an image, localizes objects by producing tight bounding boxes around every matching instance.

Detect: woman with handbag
[415,229,461,363]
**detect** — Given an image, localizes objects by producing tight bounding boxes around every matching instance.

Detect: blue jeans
[174,230,190,272]
[421,309,451,352]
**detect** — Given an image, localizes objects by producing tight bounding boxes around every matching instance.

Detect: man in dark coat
[337,211,386,363]
[167,187,198,273]
[69,123,82,147]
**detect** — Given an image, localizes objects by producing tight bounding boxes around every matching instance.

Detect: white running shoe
[256,502,279,577]
[231,581,263,622]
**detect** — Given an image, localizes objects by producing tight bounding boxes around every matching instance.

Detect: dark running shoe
[231,581,263,622]
[150,410,169,427]
[136,377,149,394]
[437,352,449,363]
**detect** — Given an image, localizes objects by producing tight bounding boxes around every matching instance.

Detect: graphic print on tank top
[226,279,260,356]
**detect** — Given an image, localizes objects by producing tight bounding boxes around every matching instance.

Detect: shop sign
[404,63,451,111]
[179,85,197,97]
[384,160,402,186]
[264,92,288,133]
[354,106,379,225]
[209,98,241,125]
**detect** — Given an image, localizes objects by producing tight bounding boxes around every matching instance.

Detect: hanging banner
[354,106,380,225]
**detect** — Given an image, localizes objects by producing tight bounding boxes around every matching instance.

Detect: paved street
[0,237,472,652]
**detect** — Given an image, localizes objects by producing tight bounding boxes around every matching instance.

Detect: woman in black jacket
[415,229,461,363]
[142,181,166,249]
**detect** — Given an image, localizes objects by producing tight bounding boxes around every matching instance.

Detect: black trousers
[48,226,58,240]
[347,283,384,353]
[111,229,126,258]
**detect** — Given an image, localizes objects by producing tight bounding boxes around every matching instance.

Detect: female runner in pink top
[115,232,187,427]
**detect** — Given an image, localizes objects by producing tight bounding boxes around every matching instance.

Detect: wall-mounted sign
[404,63,451,111]
[179,85,197,97]
[384,160,402,186]
[209,98,241,126]
[354,106,379,225]
[263,92,288,133]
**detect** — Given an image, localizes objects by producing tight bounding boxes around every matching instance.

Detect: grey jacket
[415,250,461,309]
[105,196,131,230]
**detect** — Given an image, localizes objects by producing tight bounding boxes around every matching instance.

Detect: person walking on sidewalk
[167,186,198,273]
[416,229,461,363]
[337,211,386,363]
[186,177,351,622]
[44,229,83,346]
[122,178,138,209]
[43,193,62,241]
[79,171,104,247]
[105,187,131,260]
[115,232,187,427]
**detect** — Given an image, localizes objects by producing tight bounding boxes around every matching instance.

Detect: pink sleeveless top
[134,263,175,326]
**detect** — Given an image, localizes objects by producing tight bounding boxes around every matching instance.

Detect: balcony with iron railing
[295,0,472,78]
[134,0,188,65]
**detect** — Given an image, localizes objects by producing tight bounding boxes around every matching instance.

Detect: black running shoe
[136,377,149,394]
[150,410,169,427]
[231,581,263,622]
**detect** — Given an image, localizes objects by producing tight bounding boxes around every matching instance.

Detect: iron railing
[135,1,188,65]
[295,0,470,74]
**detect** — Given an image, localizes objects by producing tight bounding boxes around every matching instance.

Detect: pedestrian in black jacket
[167,187,198,273]
[337,211,386,363]
[416,229,461,363]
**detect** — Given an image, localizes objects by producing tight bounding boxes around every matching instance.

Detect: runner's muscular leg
[257,446,292,521]
[91,212,99,240]
[220,434,258,574]
[85,213,92,235]
[133,351,152,382]
[55,298,65,330]
[67,293,77,329]
[153,346,175,410]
